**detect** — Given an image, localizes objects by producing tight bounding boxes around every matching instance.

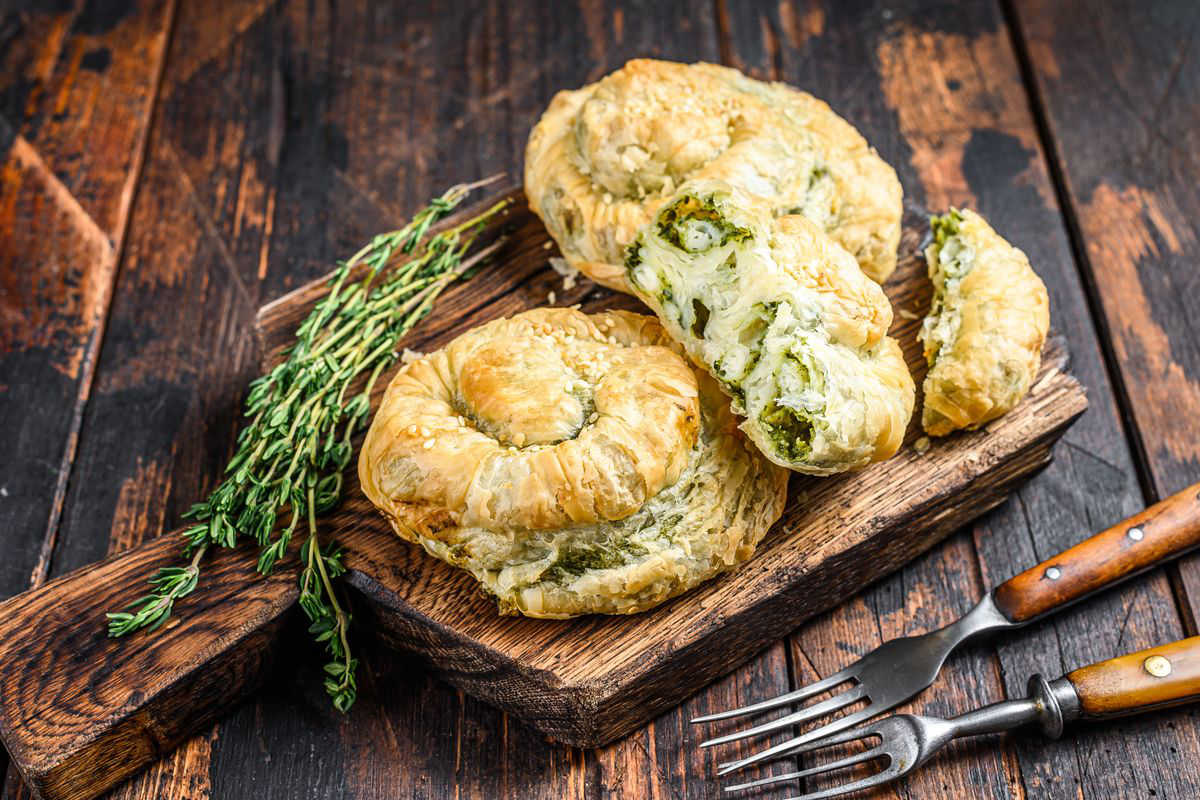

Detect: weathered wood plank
[13,2,285,799]
[0,0,171,592]
[721,1,1200,798]
[0,1,173,795]
[0,534,295,800]
[1012,0,1200,635]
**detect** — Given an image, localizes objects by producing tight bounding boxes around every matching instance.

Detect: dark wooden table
[2,1,1198,797]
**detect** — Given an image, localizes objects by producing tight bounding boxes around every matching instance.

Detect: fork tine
[724,745,885,792]
[691,667,854,724]
[778,767,904,800]
[699,685,866,748]
[716,705,881,775]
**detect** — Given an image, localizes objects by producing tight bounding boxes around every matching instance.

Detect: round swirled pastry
[358,308,788,618]
[625,179,915,475]
[524,58,903,289]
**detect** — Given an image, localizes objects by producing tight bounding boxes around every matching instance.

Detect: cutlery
[723,635,1200,798]
[696,479,1200,774]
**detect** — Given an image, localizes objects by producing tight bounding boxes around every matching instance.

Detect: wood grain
[995,481,1200,622]
[720,2,1200,798]
[1013,0,1200,631]
[0,534,294,800]
[0,2,173,795]
[1067,636,1200,718]
[18,3,287,799]
[0,0,172,596]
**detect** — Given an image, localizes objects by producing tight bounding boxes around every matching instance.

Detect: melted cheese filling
[627,192,886,469]
[920,211,976,366]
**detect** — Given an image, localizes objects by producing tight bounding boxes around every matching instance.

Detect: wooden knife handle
[0,532,297,800]
[993,481,1200,623]
[1065,636,1200,718]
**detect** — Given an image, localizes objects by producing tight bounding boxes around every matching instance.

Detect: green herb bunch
[107,178,509,712]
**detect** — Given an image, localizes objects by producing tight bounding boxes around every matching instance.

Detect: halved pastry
[358,308,788,618]
[524,58,903,290]
[919,209,1050,436]
[624,179,915,475]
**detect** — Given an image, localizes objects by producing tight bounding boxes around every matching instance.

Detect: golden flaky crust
[626,179,915,474]
[359,308,788,618]
[919,209,1050,436]
[524,59,903,289]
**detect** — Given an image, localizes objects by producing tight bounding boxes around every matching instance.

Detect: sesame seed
[423,439,435,449]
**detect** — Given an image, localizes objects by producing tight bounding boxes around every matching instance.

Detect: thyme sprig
[107,177,509,712]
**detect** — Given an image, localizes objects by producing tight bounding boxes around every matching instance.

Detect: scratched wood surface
[0,1,1197,799]
[1011,0,1200,640]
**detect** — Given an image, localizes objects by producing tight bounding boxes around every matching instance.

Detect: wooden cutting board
[0,187,1085,800]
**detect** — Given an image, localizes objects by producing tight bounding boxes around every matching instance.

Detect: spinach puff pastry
[625,179,915,475]
[358,308,788,618]
[524,58,903,289]
[919,209,1050,436]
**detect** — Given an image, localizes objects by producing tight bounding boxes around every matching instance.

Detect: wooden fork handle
[1064,635,1200,718]
[993,481,1200,623]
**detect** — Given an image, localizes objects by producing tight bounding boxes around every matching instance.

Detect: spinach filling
[931,209,963,248]
[713,301,778,405]
[923,210,973,366]
[784,163,835,223]
[690,298,711,338]
[657,195,751,253]
[541,539,650,584]
[761,350,823,462]
[759,403,813,462]
[625,242,644,272]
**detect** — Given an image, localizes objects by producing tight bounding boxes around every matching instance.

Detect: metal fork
[695,480,1200,775]
[722,635,1200,799]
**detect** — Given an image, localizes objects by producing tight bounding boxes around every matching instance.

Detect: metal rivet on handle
[1128,526,1145,541]
[1044,566,1062,581]
[1144,655,1172,678]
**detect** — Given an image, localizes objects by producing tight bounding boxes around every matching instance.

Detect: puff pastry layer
[625,179,915,474]
[919,209,1050,436]
[524,59,903,289]
[358,308,788,618]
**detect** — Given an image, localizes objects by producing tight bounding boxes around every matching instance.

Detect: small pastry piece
[624,179,915,475]
[919,209,1050,436]
[358,308,788,618]
[524,58,903,290]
